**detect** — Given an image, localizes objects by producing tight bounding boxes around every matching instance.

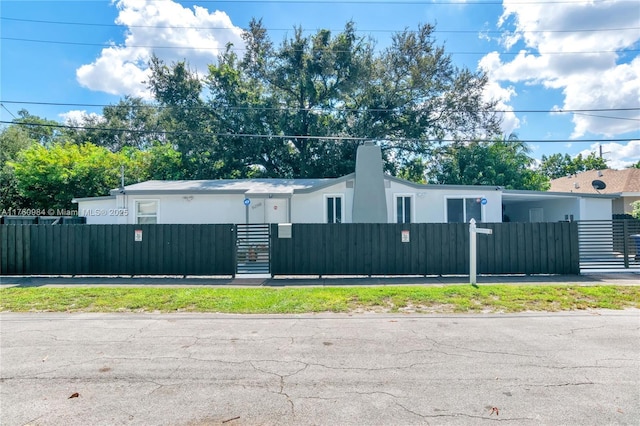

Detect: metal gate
[578,220,640,271]
[236,224,271,276]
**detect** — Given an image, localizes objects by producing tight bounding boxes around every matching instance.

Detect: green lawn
[1,285,639,314]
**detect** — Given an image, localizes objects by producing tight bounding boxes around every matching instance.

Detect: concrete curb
[1,272,638,288]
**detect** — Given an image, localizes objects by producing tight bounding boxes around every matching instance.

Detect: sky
[1,0,639,169]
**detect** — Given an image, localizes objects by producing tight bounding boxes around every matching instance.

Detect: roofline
[72,195,117,203]
[294,173,355,193]
[384,174,504,191]
[109,174,357,196]
[503,189,619,199]
[110,188,252,196]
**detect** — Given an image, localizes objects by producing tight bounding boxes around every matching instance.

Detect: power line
[1,120,635,144]
[3,36,638,56]
[165,0,639,4]
[571,112,640,122]
[4,16,637,35]
[0,104,17,119]
[2,99,638,116]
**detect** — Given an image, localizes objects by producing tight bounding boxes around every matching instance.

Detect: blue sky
[1,0,639,168]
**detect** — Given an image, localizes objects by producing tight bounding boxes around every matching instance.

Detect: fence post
[623,220,629,269]
[469,219,492,285]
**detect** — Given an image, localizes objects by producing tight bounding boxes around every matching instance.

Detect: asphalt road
[1,311,639,425]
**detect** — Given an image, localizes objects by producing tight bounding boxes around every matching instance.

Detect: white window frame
[444,195,485,223]
[324,194,344,223]
[394,194,414,224]
[135,199,159,224]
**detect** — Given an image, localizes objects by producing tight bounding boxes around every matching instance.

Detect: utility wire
[1,120,634,144]
[3,16,637,35]
[160,0,640,4]
[3,36,637,56]
[2,100,638,115]
[0,104,17,119]
[571,112,640,122]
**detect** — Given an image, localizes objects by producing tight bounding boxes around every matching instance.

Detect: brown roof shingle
[549,169,640,194]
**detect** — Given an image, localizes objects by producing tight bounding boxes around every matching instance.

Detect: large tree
[147,20,501,179]
[427,135,549,190]
[148,56,225,179]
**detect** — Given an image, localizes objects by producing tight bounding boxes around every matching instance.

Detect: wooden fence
[1,222,580,277]
[0,224,235,276]
[270,222,580,276]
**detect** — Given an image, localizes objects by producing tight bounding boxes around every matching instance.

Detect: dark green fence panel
[0,225,31,274]
[2,222,579,277]
[271,222,579,276]
[1,224,235,276]
[475,222,579,275]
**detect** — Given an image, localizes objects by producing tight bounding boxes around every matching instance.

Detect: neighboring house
[549,168,640,216]
[73,143,615,225]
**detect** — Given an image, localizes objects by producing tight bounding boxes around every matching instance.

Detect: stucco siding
[75,197,119,224]
[579,198,613,221]
[384,180,502,223]
[291,181,354,223]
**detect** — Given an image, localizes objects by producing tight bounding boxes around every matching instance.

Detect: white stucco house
[73,143,616,225]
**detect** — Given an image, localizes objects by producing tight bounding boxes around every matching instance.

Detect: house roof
[549,168,640,195]
[502,189,617,205]
[108,175,355,196]
[384,175,504,191]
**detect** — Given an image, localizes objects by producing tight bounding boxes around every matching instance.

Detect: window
[396,196,412,223]
[326,196,342,223]
[446,197,483,223]
[136,200,158,224]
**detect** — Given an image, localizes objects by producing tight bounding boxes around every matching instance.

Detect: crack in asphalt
[423,335,546,359]
[248,361,309,420]
[394,402,535,423]
[396,347,475,359]
[554,325,606,336]
[349,390,403,399]
[536,381,595,387]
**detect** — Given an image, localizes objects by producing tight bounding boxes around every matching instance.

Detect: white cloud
[60,110,105,126]
[480,0,640,137]
[578,140,640,169]
[76,0,244,98]
[482,78,520,135]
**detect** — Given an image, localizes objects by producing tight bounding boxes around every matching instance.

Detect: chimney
[352,142,387,223]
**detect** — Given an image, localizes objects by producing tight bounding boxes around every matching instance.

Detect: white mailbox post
[469,218,492,285]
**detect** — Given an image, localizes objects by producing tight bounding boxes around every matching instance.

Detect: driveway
[1,311,639,425]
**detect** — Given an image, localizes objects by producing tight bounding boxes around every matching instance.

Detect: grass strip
[1,285,639,314]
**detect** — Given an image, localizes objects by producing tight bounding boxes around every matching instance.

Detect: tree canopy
[9,141,185,210]
[147,20,500,179]
[426,135,549,191]
[539,152,608,180]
